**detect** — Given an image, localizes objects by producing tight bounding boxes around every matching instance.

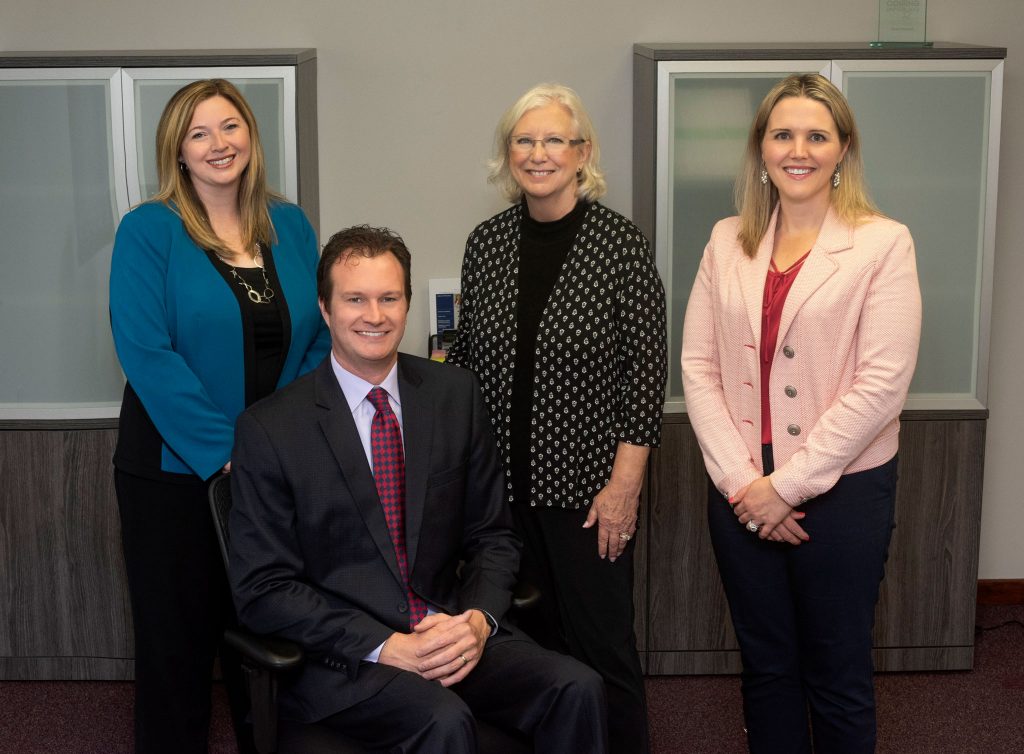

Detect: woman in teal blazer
[108,80,328,754]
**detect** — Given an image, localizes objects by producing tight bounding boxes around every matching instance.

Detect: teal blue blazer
[109,200,330,480]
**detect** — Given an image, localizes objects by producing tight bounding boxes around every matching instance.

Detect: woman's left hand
[582,442,650,562]
[584,478,640,562]
[730,477,797,540]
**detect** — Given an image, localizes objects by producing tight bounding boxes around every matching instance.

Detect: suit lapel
[314,361,404,586]
[739,212,777,350]
[397,355,429,571]
[738,206,850,355]
[775,208,849,348]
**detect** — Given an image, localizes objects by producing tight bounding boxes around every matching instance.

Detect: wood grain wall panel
[871,418,985,667]
[646,650,741,675]
[633,476,649,660]
[0,429,131,679]
[872,646,974,672]
[645,420,737,660]
[62,430,132,660]
[0,431,70,656]
[0,657,132,680]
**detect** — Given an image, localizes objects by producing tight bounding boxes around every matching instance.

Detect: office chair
[208,472,535,754]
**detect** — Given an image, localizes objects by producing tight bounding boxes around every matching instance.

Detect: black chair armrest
[511,581,541,612]
[225,627,304,673]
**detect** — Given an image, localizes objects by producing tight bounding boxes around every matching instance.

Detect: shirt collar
[329,353,401,412]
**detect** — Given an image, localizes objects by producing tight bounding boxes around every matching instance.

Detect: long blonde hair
[152,79,277,257]
[735,74,879,257]
[488,82,606,204]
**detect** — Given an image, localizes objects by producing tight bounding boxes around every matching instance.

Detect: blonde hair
[152,79,277,257]
[488,83,606,203]
[735,73,880,257]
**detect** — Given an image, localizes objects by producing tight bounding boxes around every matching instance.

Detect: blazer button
[784,385,797,398]
[787,424,801,436]
[397,602,408,614]
[782,346,795,358]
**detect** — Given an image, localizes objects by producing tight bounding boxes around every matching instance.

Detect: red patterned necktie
[367,387,428,629]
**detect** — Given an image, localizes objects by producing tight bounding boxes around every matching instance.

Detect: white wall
[2,0,1020,578]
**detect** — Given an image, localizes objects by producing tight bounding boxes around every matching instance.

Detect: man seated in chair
[228,225,607,753]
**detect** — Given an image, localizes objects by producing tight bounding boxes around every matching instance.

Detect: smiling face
[178,95,251,199]
[761,95,849,213]
[508,102,591,221]
[319,251,408,384]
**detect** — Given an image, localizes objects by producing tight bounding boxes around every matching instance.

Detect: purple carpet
[1,605,1021,753]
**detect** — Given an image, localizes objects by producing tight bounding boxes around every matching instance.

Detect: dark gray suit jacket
[228,353,521,722]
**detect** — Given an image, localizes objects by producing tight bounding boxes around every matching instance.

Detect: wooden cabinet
[0,49,319,421]
[631,43,1003,673]
[0,50,317,680]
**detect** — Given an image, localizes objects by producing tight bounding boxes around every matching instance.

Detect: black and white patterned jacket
[447,202,667,509]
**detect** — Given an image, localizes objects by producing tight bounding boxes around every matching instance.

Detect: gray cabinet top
[0,49,316,68]
[633,42,1006,61]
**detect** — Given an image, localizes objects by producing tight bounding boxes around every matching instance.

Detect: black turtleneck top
[510,200,587,506]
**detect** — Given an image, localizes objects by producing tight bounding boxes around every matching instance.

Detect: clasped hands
[378,609,489,687]
[730,477,809,546]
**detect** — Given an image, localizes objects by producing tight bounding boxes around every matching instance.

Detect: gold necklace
[219,244,275,304]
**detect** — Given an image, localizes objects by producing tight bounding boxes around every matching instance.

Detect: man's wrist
[469,608,497,637]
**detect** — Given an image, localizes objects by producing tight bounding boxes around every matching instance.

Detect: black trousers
[708,449,897,754]
[115,470,254,754]
[320,636,608,753]
[510,503,650,754]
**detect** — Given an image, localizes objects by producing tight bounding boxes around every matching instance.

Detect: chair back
[208,473,233,570]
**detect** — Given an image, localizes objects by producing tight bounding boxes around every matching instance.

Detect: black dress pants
[320,636,608,753]
[510,504,650,754]
[115,470,254,754]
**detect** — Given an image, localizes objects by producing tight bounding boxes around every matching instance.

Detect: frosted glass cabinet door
[656,62,828,406]
[834,61,1002,409]
[122,67,297,206]
[0,71,128,415]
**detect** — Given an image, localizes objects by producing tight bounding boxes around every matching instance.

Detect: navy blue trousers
[708,448,897,754]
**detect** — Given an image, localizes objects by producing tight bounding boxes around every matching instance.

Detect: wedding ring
[459,654,469,666]
[746,520,761,533]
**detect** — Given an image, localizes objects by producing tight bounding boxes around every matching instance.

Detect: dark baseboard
[977,579,1024,605]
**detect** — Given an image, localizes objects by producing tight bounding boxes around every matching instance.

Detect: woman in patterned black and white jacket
[446,82,667,754]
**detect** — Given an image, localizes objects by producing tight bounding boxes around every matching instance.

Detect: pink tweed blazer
[681,207,921,506]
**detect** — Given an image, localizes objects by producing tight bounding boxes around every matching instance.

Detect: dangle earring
[832,165,841,188]
[760,165,768,185]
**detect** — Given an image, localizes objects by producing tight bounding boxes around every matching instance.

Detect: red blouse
[760,251,810,444]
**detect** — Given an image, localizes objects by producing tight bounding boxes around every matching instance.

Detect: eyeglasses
[508,136,587,155]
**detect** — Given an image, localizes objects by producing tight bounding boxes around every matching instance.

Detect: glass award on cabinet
[872,0,931,47]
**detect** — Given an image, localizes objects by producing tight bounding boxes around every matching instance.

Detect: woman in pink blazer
[681,74,921,753]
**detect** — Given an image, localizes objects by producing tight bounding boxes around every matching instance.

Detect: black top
[510,200,586,506]
[222,264,287,403]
